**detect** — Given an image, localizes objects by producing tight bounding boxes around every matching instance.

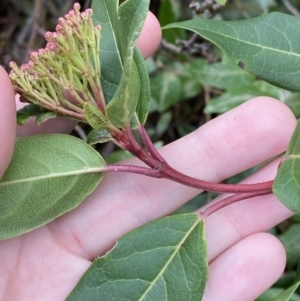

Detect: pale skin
[0,12,297,301]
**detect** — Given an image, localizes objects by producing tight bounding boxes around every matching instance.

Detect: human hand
[0,12,297,301]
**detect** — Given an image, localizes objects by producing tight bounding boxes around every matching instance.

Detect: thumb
[0,66,16,178]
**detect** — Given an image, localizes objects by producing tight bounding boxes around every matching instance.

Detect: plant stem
[103,164,162,178]
[199,189,273,219]
[123,125,274,194]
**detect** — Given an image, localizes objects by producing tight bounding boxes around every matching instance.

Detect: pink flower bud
[37,49,46,58]
[30,51,39,61]
[73,3,81,12]
[81,12,88,20]
[9,61,18,70]
[20,64,30,71]
[44,31,53,42]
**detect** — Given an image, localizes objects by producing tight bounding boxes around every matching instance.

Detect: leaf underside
[0,135,105,240]
[164,12,300,91]
[66,213,208,301]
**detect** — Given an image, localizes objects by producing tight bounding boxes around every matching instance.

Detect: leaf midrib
[138,218,200,300]
[178,24,300,60]
[0,167,104,186]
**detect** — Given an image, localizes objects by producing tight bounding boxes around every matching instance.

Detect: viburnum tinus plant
[4,0,300,300]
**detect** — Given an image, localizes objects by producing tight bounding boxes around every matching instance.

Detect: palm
[0,226,86,300]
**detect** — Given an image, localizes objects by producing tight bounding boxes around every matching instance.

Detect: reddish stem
[103,164,162,178]
[199,189,273,219]
[137,126,166,163]
[129,126,274,194]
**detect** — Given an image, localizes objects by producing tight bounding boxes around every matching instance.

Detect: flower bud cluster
[9,3,104,121]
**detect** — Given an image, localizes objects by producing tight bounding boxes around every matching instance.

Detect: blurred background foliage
[2,1,300,299]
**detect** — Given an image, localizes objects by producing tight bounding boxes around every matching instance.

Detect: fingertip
[137,11,162,59]
[0,66,16,177]
[204,233,286,301]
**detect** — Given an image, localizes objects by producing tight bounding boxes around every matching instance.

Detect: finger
[203,233,286,301]
[0,66,16,177]
[137,11,162,59]
[52,97,296,259]
[16,11,162,136]
[204,158,293,263]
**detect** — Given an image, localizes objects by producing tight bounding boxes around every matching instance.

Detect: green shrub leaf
[66,213,208,301]
[273,262,300,301]
[0,135,106,240]
[92,0,122,102]
[83,102,109,130]
[274,121,300,214]
[132,47,151,126]
[106,0,150,128]
[164,13,300,91]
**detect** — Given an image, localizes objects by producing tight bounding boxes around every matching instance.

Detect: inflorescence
[9,3,104,121]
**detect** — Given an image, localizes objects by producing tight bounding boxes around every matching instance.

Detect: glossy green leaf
[274,121,300,214]
[87,129,112,145]
[0,135,106,240]
[279,224,300,268]
[185,56,255,90]
[92,0,122,102]
[164,13,300,91]
[273,263,300,301]
[83,102,109,130]
[106,0,149,127]
[67,213,208,301]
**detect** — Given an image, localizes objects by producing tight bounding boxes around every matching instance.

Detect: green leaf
[87,129,112,145]
[273,262,300,301]
[17,104,57,125]
[204,81,279,114]
[92,0,122,102]
[150,60,201,113]
[215,0,227,5]
[66,213,208,301]
[83,102,109,130]
[283,92,300,118]
[164,13,300,91]
[159,0,186,44]
[0,135,106,240]
[35,112,57,125]
[274,121,300,214]
[118,0,150,64]
[106,60,140,127]
[279,224,300,268]
[106,0,150,128]
[132,47,151,126]
[222,0,275,20]
[256,288,300,301]
[151,71,183,112]
[185,55,255,90]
